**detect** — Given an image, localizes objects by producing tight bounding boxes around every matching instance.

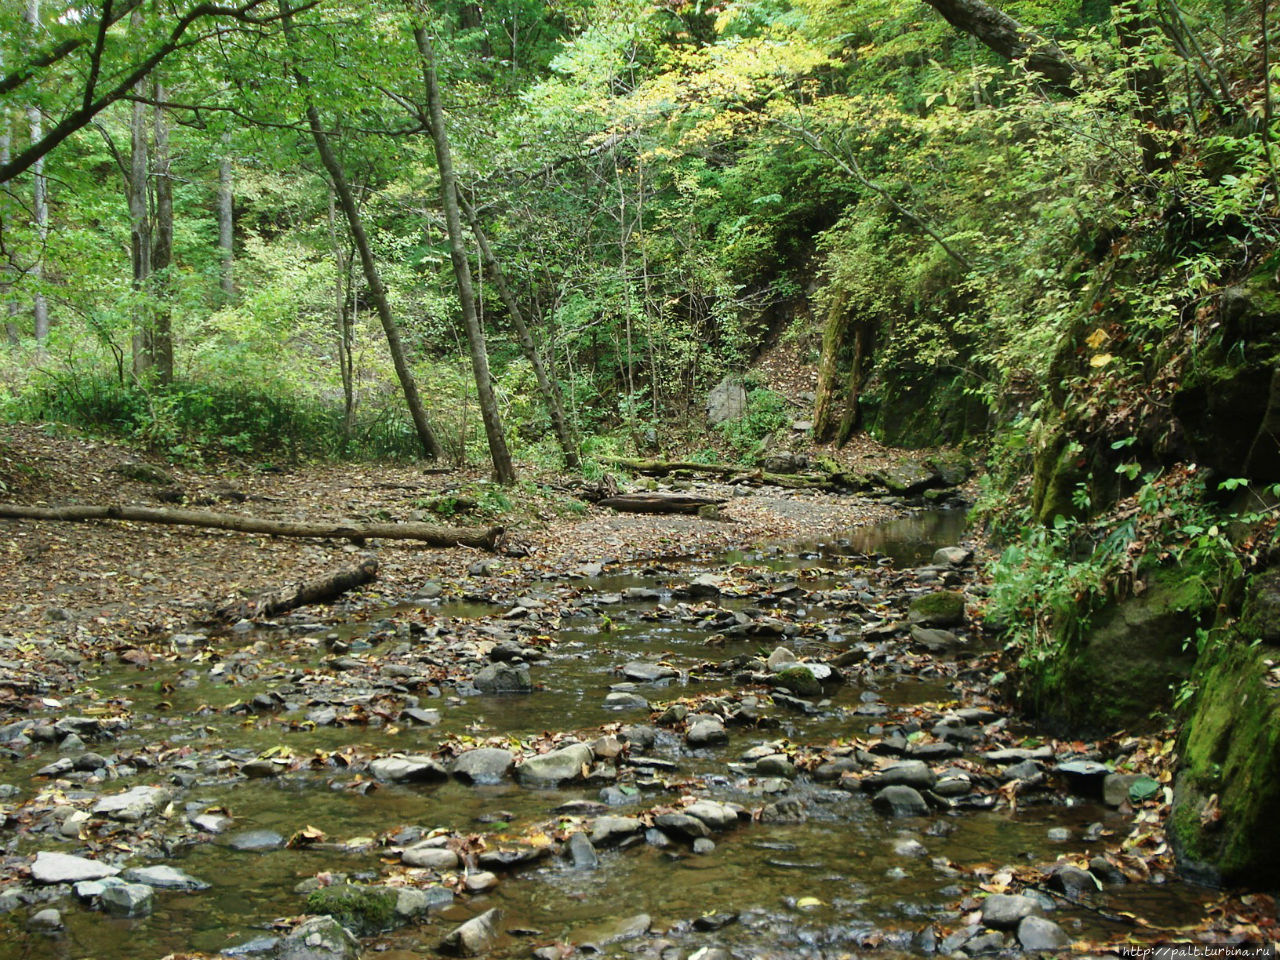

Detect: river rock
[227,829,285,852]
[92,785,170,822]
[27,908,62,930]
[567,832,598,870]
[394,885,454,919]
[451,748,515,784]
[685,800,739,830]
[1017,915,1072,950]
[122,865,209,891]
[1047,863,1099,897]
[516,743,593,786]
[100,882,154,917]
[190,812,234,834]
[370,755,448,783]
[402,844,460,870]
[863,760,936,791]
[933,546,972,566]
[1103,773,1145,806]
[871,786,928,817]
[280,916,361,960]
[654,812,710,839]
[463,872,498,893]
[772,665,822,697]
[980,893,1042,929]
[766,646,797,671]
[907,590,966,627]
[686,718,728,745]
[603,691,650,710]
[621,662,677,682]
[473,663,532,694]
[440,907,503,956]
[909,625,961,653]
[575,913,652,948]
[753,754,797,778]
[590,816,643,845]
[875,460,939,494]
[30,852,120,884]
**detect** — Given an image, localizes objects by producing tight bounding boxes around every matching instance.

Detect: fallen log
[600,456,867,492]
[598,492,726,515]
[215,557,379,622]
[0,503,503,550]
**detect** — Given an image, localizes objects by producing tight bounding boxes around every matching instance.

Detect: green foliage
[717,387,789,460]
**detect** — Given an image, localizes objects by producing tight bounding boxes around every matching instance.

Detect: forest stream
[0,507,1219,960]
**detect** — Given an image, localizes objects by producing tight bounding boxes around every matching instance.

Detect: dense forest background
[3,0,1280,887]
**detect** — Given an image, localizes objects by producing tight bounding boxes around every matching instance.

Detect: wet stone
[1018,915,1072,951]
[863,760,936,791]
[92,785,170,822]
[222,936,282,956]
[567,832,599,870]
[980,893,1042,929]
[451,748,515,785]
[621,662,677,682]
[370,756,448,783]
[228,829,285,852]
[473,663,532,694]
[591,816,643,845]
[684,800,739,830]
[122,865,209,890]
[871,786,929,817]
[693,837,716,854]
[603,691,651,711]
[190,812,234,834]
[402,844,460,870]
[1048,863,1099,897]
[100,882,154,917]
[440,907,504,957]
[280,915,361,960]
[754,754,796,778]
[516,743,594,786]
[686,718,728,746]
[30,852,120,884]
[654,812,710,839]
[27,908,63,931]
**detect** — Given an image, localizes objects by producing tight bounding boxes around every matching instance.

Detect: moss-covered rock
[1018,570,1205,735]
[305,884,397,936]
[1031,433,1086,527]
[908,590,966,627]
[1169,640,1280,886]
[773,665,822,697]
[861,371,989,448]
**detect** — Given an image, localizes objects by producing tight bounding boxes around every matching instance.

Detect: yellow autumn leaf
[1086,328,1110,349]
[1090,353,1114,368]
[796,897,824,909]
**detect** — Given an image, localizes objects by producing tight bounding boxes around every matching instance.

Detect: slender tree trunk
[326,186,356,442]
[455,186,579,469]
[1262,0,1280,203]
[413,23,515,483]
[26,0,48,343]
[218,131,236,302]
[278,0,443,461]
[150,82,174,383]
[0,82,17,340]
[812,292,850,443]
[1113,0,1173,176]
[128,22,152,378]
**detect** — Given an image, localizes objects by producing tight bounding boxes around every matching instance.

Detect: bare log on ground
[598,493,727,515]
[215,556,379,622]
[599,457,869,492]
[0,503,503,549]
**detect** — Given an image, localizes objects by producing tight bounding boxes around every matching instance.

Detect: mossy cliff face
[1016,571,1204,736]
[1169,576,1280,887]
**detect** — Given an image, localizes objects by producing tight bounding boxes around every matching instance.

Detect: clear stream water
[1,509,1212,959]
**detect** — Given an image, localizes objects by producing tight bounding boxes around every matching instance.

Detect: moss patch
[305,884,397,935]
[1017,569,1205,735]
[1170,641,1280,885]
[774,665,822,697]
[908,590,966,627]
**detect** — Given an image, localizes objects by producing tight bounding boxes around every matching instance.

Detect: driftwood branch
[214,557,378,621]
[0,503,503,549]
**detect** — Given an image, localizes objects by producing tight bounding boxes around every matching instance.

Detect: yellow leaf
[1090,353,1114,368]
[796,897,824,909]
[1086,328,1110,349]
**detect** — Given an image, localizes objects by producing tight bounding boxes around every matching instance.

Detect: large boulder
[706,377,747,425]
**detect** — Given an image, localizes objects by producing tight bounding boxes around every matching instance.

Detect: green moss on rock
[1170,640,1280,886]
[908,590,966,627]
[1018,569,1205,734]
[774,665,822,697]
[305,884,397,935]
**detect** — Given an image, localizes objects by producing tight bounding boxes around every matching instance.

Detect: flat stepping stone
[30,852,120,884]
[122,865,210,890]
[227,829,285,851]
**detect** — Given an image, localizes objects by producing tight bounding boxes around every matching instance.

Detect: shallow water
[0,507,1213,959]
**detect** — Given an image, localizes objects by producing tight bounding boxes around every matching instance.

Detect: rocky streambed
[0,508,1224,959]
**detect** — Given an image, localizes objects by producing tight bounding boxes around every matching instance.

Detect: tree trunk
[455,187,580,469]
[921,0,1081,94]
[414,24,515,484]
[218,131,236,302]
[128,9,152,379]
[150,82,174,383]
[1113,0,1172,175]
[26,0,48,343]
[598,492,726,515]
[0,502,504,549]
[326,186,357,443]
[835,319,873,446]
[278,0,444,461]
[213,557,379,621]
[812,291,851,443]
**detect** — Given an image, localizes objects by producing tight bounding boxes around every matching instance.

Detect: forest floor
[0,421,912,644]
